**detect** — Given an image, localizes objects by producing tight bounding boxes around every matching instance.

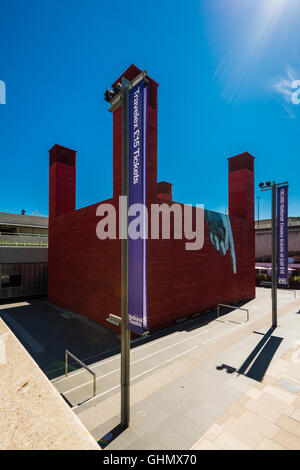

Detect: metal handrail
[261,280,272,287]
[261,282,297,298]
[275,289,297,299]
[217,304,249,322]
[0,231,48,238]
[65,350,96,397]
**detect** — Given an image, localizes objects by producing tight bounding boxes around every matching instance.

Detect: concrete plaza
[54,287,300,450]
[1,287,300,450]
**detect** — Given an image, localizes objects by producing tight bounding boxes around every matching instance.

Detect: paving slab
[2,288,299,450]
[0,316,99,450]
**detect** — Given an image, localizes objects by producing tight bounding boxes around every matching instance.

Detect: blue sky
[0,0,299,219]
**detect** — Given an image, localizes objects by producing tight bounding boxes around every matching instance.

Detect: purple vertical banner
[277,185,289,287]
[127,80,148,335]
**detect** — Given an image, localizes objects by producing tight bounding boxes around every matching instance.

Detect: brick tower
[109,64,159,204]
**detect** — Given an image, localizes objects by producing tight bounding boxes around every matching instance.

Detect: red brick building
[48,65,255,332]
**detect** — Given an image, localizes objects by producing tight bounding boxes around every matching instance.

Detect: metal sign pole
[121,77,130,428]
[271,182,277,328]
[259,180,288,328]
[105,71,148,429]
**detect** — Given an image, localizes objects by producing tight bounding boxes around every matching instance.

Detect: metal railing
[261,280,272,287]
[288,290,297,299]
[0,231,48,237]
[261,281,297,298]
[0,232,48,247]
[274,289,297,299]
[65,350,96,397]
[217,304,249,322]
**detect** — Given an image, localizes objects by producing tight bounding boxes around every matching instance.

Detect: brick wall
[48,66,255,333]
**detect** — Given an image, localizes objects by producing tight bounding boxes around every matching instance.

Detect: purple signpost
[277,185,289,287]
[259,180,288,328]
[127,80,148,335]
[107,74,149,428]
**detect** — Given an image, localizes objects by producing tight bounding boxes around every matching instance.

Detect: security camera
[104,89,115,102]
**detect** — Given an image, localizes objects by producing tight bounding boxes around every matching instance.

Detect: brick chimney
[157,181,172,201]
[109,64,159,203]
[228,152,254,221]
[49,144,76,219]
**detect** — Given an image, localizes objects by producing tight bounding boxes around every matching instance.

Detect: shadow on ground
[216,327,283,382]
[0,297,254,382]
[0,297,120,380]
[97,423,125,449]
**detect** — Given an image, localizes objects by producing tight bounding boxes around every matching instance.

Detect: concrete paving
[2,288,299,450]
[191,344,300,450]
[0,298,119,380]
[57,288,300,450]
[0,314,99,450]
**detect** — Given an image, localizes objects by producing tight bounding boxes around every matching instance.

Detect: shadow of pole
[216,327,283,382]
[237,327,276,376]
[97,423,126,449]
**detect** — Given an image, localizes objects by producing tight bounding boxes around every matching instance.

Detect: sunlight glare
[214,0,296,103]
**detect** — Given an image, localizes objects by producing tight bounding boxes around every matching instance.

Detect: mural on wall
[205,210,236,274]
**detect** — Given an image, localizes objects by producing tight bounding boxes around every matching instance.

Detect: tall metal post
[271,182,277,328]
[260,180,288,327]
[256,196,261,228]
[121,77,130,428]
